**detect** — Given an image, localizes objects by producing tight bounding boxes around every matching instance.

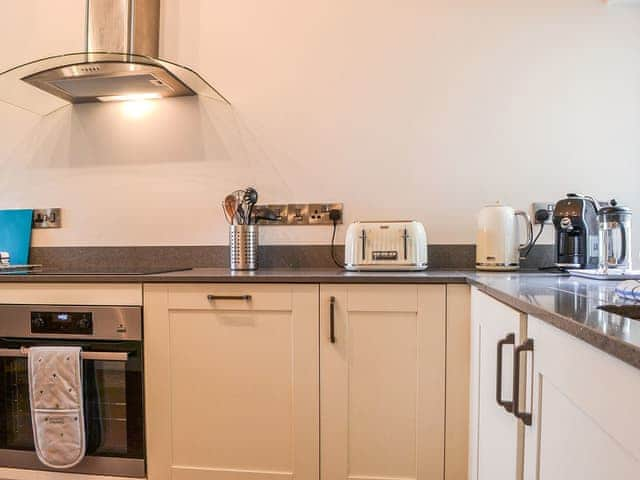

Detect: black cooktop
[18,267,192,276]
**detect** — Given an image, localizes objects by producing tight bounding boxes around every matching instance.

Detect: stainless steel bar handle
[0,348,129,362]
[329,296,336,344]
[496,333,515,413]
[207,294,252,301]
[513,338,534,426]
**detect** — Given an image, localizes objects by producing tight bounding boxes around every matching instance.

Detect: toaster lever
[360,229,367,261]
[403,228,408,260]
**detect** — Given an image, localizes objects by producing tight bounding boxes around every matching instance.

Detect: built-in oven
[0,305,145,477]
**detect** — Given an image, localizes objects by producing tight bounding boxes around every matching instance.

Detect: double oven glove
[27,346,86,469]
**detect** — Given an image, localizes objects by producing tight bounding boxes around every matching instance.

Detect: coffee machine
[553,193,600,269]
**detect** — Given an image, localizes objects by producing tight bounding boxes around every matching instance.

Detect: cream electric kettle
[476,203,533,271]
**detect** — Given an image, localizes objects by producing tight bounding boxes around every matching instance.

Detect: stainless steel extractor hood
[0,0,229,115]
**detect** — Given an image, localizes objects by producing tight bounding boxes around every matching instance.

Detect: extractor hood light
[97,93,163,103]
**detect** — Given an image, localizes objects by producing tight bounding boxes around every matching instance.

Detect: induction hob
[0,266,192,275]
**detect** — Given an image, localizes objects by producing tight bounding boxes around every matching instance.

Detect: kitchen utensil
[224,195,238,225]
[221,203,233,225]
[233,189,246,224]
[597,199,632,274]
[552,193,600,269]
[0,209,34,266]
[476,203,533,271]
[344,221,428,271]
[244,187,258,224]
[229,224,258,270]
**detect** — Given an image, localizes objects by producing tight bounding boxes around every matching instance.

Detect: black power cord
[522,209,550,259]
[329,209,344,268]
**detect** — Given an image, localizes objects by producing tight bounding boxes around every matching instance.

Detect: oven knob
[34,317,46,328]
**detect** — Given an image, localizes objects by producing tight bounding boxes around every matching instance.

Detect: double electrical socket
[32,208,61,228]
[254,203,343,226]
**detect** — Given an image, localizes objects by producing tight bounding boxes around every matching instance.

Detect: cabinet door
[523,316,640,480]
[469,288,524,480]
[320,284,446,480]
[144,284,319,480]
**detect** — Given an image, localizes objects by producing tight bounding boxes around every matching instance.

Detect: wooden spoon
[224,195,237,225]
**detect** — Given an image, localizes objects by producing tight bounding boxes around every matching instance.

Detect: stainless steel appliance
[0,0,229,116]
[0,305,144,477]
[597,200,633,273]
[553,193,600,269]
[344,221,428,271]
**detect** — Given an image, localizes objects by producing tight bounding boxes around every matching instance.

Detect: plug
[535,209,550,224]
[329,209,342,223]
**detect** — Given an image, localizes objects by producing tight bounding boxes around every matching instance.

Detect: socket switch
[288,204,308,225]
[254,204,288,225]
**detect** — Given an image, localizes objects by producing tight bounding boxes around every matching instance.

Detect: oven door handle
[0,347,129,362]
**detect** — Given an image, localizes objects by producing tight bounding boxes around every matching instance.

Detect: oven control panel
[31,312,93,335]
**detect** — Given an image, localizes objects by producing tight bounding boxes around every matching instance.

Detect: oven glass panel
[0,339,144,459]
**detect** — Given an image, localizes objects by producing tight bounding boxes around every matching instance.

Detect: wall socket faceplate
[531,202,555,225]
[254,204,288,225]
[308,203,343,225]
[32,208,61,228]
[254,203,343,225]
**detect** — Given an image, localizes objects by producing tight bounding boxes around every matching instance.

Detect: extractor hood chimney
[0,0,229,116]
[87,0,161,58]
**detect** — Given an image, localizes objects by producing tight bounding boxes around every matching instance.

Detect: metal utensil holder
[229,225,258,271]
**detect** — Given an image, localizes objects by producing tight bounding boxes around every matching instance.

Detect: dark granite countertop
[0,267,638,370]
[468,273,640,370]
[147,267,471,284]
[0,268,470,284]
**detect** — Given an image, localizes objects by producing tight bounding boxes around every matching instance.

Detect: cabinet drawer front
[0,283,142,306]
[167,284,293,311]
[346,285,418,312]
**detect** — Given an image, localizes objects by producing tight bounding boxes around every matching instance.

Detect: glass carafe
[597,200,632,273]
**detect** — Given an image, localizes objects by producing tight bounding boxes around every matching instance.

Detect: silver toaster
[344,221,428,271]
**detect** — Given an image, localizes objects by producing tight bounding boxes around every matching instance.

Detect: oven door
[0,338,145,477]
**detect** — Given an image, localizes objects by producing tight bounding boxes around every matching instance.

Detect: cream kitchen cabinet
[144,284,319,480]
[522,316,640,480]
[471,288,640,480]
[469,287,526,480]
[320,284,448,480]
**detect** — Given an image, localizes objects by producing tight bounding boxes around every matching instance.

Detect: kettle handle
[515,210,534,255]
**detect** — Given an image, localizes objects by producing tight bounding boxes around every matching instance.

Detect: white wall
[0,0,639,253]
